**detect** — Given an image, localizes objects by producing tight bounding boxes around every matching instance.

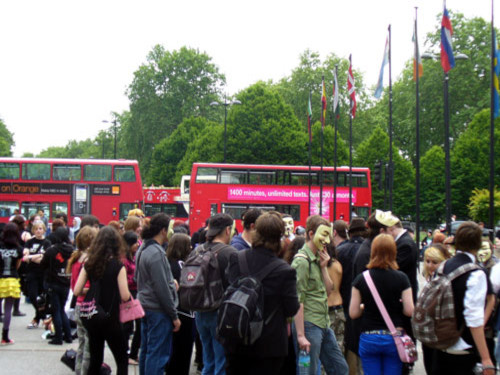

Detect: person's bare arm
[294,303,311,352]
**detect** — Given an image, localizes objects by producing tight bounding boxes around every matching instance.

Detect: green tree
[122,45,225,176]
[176,124,224,180]
[379,12,493,161]
[468,188,500,224]
[354,126,416,218]
[225,82,307,165]
[0,118,14,156]
[420,146,445,226]
[451,109,500,218]
[148,117,216,186]
[310,121,349,166]
[274,50,372,151]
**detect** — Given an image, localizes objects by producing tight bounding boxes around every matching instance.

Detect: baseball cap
[207,213,234,237]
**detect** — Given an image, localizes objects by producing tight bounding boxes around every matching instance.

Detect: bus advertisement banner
[227,186,357,203]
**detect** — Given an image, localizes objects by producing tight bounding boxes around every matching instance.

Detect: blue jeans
[139,310,174,375]
[48,283,71,342]
[195,310,226,375]
[358,333,402,375]
[298,321,348,375]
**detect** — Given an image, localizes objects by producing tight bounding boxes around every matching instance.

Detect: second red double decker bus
[188,162,372,233]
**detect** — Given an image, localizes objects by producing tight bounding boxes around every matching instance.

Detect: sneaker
[13,311,26,317]
[128,358,139,365]
[1,339,14,345]
[27,321,39,329]
[48,339,63,345]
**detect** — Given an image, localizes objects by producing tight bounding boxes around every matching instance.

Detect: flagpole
[308,91,312,216]
[349,55,353,223]
[415,8,421,248]
[388,24,394,212]
[490,0,495,240]
[333,65,339,221]
[320,75,325,217]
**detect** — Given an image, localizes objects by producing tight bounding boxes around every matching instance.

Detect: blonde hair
[31,221,46,234]
[422,244,450,279]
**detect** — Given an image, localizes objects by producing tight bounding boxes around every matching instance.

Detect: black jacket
[337,236,364,311]
[40,242,73,287]
[395,231,419,301]
[224,246,300,358]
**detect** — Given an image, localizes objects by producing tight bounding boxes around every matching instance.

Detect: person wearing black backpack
[221,211,299,375]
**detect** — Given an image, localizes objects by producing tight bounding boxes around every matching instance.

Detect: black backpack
[216,251,282,345]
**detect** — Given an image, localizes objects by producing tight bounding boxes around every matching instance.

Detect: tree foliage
[380,12,493,162]
[148,116,216,186]
[468,188,500,224]
[420,146,445,225]
[354,126,416,218]
[0,118,14,156]
[451,109,500,219]
[121,46,225,176]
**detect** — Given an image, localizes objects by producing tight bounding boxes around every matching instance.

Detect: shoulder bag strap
[362,270,399,336]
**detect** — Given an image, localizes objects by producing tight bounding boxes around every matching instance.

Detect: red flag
[348,55,357,118]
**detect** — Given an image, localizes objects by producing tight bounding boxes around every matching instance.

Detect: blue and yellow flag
[494,32,500,118]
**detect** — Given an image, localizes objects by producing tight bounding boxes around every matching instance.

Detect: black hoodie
[40,242,73,287]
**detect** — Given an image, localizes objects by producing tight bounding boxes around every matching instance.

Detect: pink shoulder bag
[119,296,145,323]
[362,270,417,364]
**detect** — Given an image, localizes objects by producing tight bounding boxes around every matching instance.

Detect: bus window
[351,173,368,187]
[52,202,68,218]
[0,163,19,180]
[84,164,112,182]
[21,202,50,221]
[274,204,301,221]
[222,204,247,220]
[220,170,247,184]
[176,203,189,218]
[336,172,346,186]
[353,206,370,220]
[114,166,136,182]
[0,201,19,218]
[53,164,81,181]
[22,163,50,180]
[291,172,315,186]
[322,172,335,185]
[210,204,218,216]
[249,171,275,185]
[196,167,218,184]
[120,203,138,221]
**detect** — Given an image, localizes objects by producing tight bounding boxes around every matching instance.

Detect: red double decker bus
[189,162,372,233]
[0,158,143,224]
[143,186,189,221]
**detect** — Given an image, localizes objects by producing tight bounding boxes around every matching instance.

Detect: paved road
[1,296,426,375]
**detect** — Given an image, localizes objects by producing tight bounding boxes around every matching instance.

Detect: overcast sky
[0,0,497,157]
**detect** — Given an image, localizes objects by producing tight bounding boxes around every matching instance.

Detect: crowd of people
[0,208,499,375]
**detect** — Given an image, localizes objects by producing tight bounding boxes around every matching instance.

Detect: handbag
[119,296,145,323]
[362,270,418,364]
[60,349,77,371]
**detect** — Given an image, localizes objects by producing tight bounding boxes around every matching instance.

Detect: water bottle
[473,363,483,375]
[298,350,311,375]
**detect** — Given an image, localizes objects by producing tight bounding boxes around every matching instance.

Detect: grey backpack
[179,243,227,312]
[411,261,480,350]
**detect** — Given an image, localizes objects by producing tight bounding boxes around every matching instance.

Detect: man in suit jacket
[388,220,419,302]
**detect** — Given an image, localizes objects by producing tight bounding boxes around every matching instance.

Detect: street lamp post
[210,96,241,163]
[102,119,118,159]
[422,52,468,234]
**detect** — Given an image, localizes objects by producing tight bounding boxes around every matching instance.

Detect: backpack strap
[293,252,312,276]
[437,260,480,281]
[238,251,283,281]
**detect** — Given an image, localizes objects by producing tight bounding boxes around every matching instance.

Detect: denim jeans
[299,321,348,375]
[358,333,402,375]
[195,310,226,375]
[48,283,72,342]
[139,310,174,375]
